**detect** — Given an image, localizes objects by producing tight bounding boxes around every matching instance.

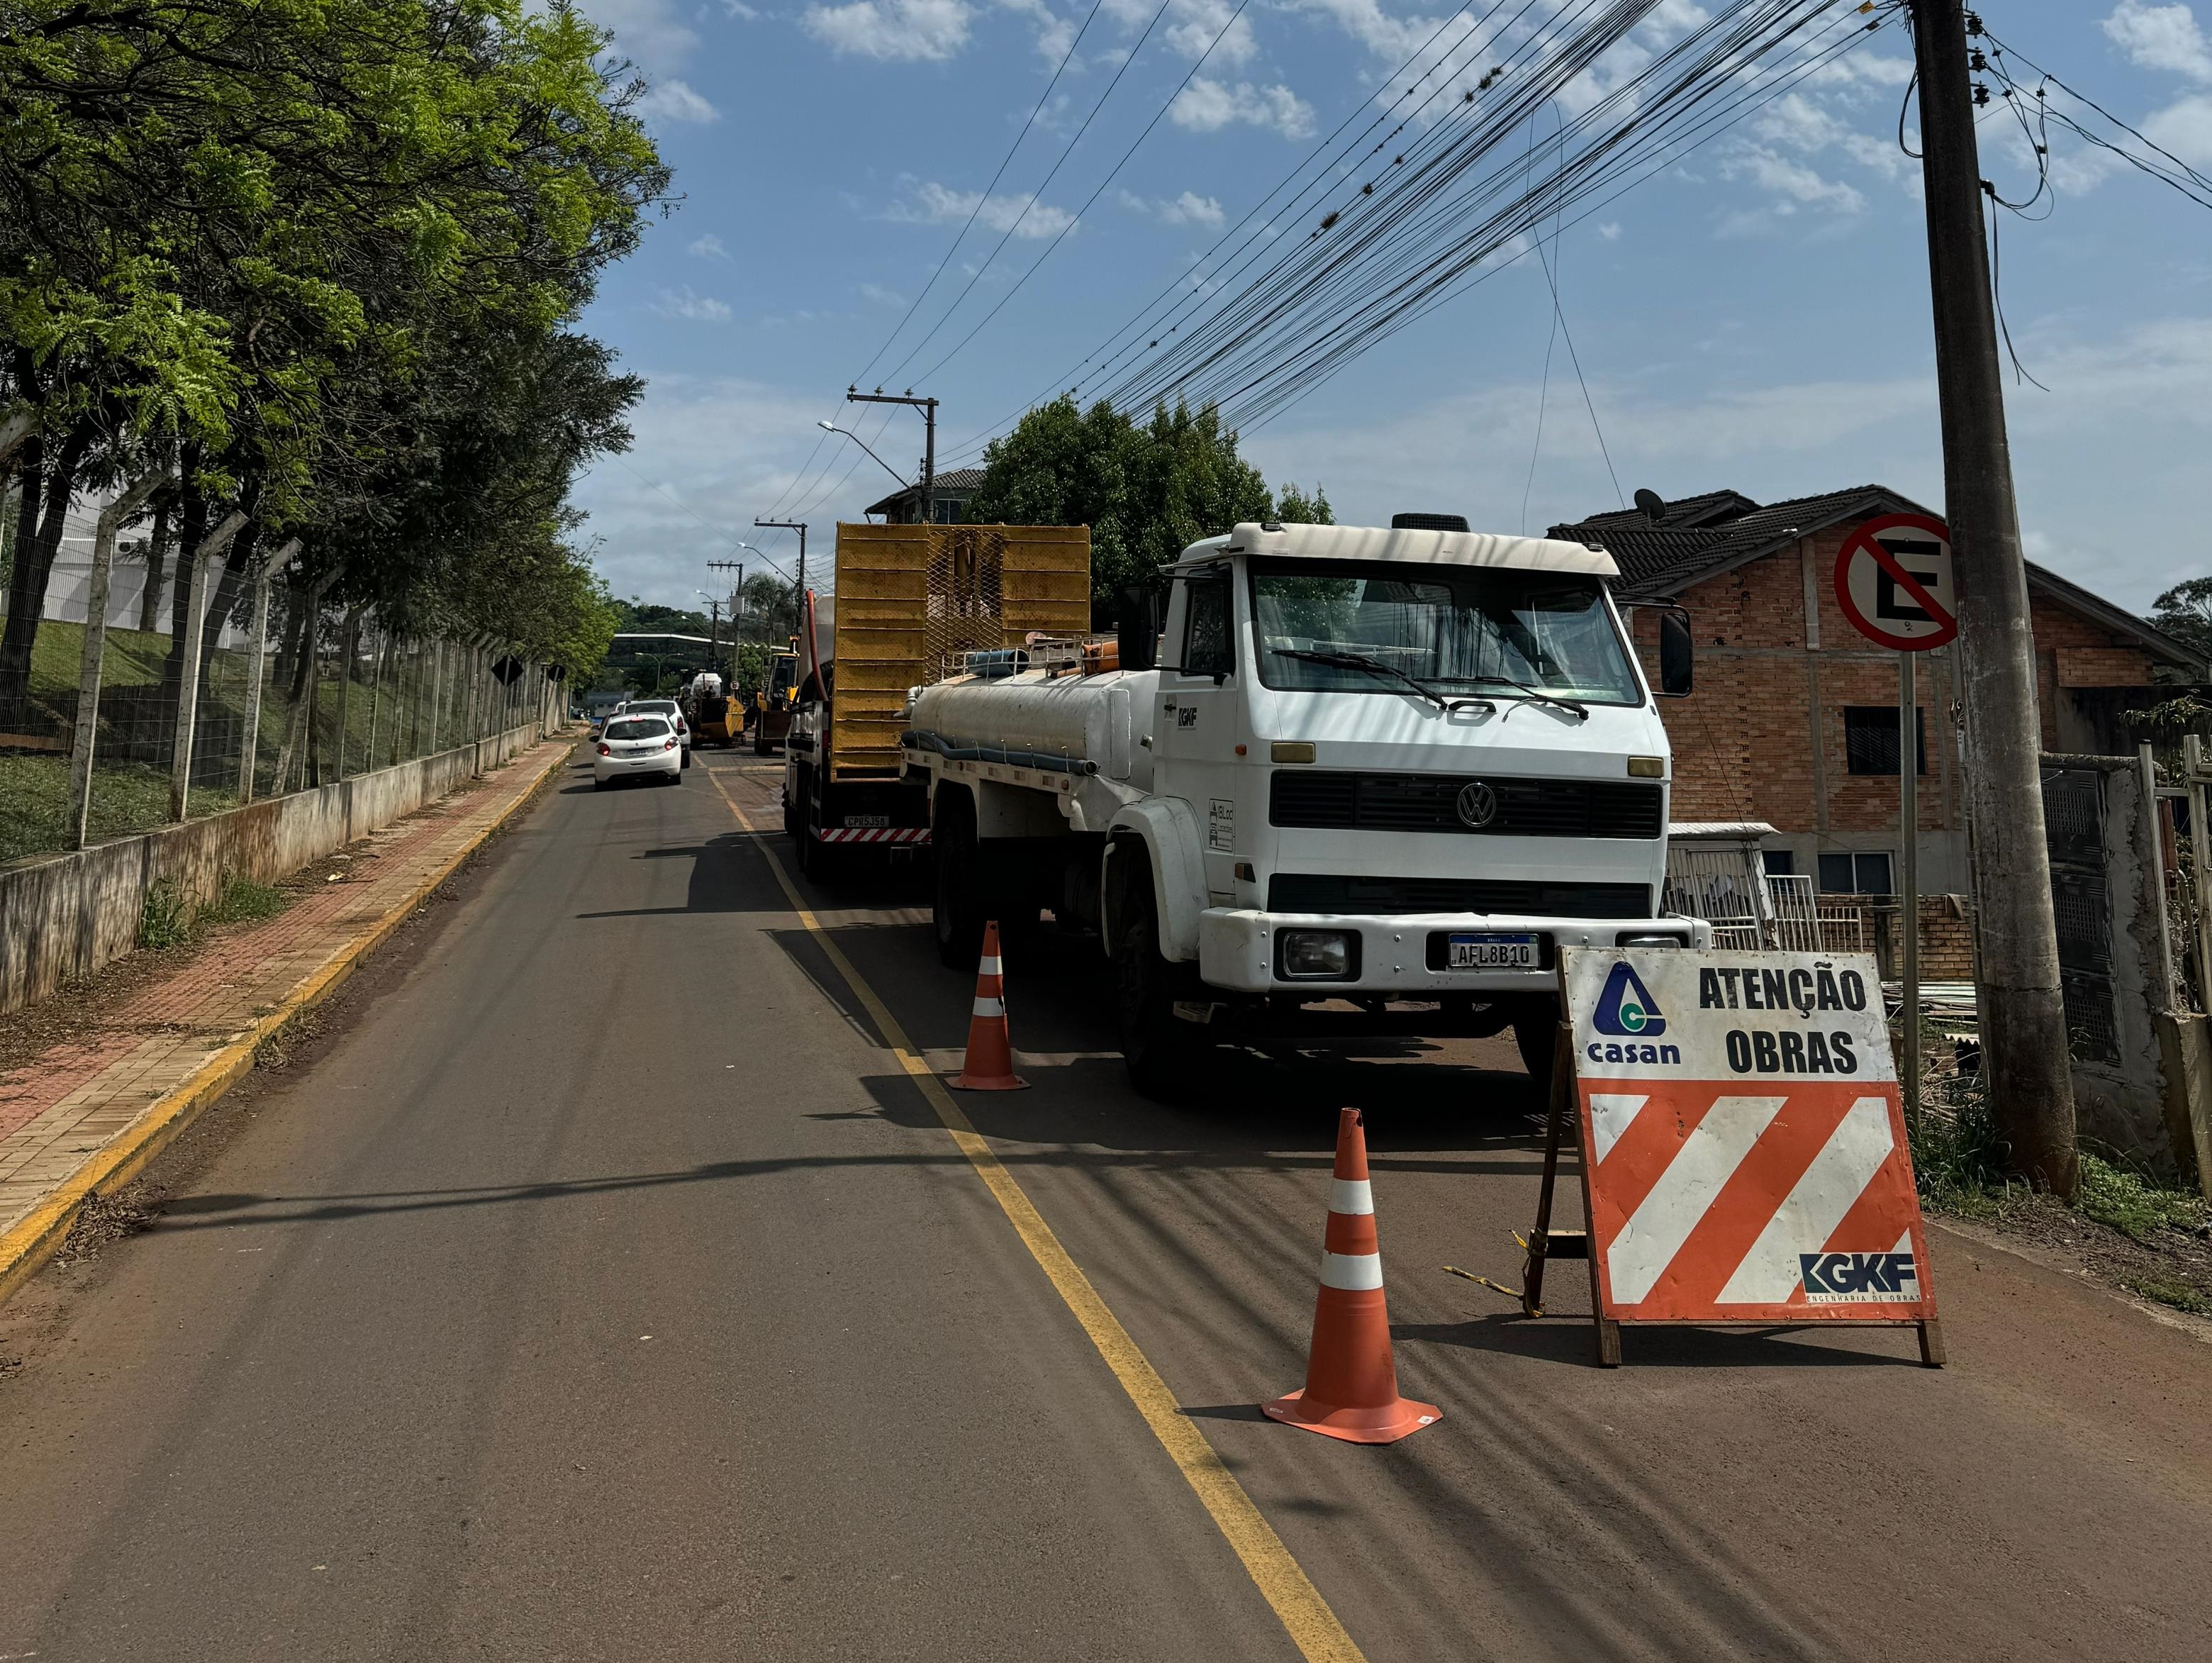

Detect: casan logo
[1594,962,1665,1037]
[1799,1251,1918,1303]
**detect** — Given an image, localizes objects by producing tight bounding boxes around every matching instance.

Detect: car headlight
[1277,929,1358,981]
[1616,932,1685,947]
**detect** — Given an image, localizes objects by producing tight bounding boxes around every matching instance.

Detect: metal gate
[2041,763,2121,1062]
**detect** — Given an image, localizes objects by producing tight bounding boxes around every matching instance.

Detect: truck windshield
[1249,559,1641,704]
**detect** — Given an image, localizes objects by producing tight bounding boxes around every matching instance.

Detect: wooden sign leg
[1522,1023,1572,1318]
[1917,1318,1946,1368]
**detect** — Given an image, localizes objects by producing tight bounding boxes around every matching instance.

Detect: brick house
[1551,485,2207,903]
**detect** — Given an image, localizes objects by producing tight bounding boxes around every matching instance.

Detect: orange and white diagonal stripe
[1580,1081,1934,1323]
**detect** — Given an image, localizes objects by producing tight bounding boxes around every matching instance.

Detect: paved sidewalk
[0,737,574,1298]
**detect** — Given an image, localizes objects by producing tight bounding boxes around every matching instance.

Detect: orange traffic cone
[1263,1108,1439,1444]
[951,922,1029,1091]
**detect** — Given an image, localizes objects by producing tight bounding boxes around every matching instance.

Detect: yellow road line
[704,764,1365,1663]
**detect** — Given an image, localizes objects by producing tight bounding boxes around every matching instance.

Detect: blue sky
[570,0,2212,618]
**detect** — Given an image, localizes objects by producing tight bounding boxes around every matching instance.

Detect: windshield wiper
[1270,648,1490,713]
[1435,674,1590,721]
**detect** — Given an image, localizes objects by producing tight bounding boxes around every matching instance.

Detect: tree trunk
[136,496,171,635]
[162,490,209,712]
[0,425,93,727]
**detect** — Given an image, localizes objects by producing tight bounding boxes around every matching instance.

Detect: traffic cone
[951,922,1028,1091]
[1263,1108,1440,1445]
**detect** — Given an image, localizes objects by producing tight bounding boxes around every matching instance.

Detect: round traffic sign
[1833,513,1956,651]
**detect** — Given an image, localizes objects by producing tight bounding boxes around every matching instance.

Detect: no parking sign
[1833,513,1956,651]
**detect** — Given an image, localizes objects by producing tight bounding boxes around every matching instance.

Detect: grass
[202,874,288,925]
[133,871,291,954]
[2120,1273,2212,1316]
[2074,1152,2212,1243]
[136,879,191,950]
[0,755,242,866]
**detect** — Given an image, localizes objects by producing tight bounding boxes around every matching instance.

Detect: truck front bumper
[1195,908,1712,996]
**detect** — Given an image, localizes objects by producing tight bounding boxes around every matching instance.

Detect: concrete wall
[0,721,547,1016]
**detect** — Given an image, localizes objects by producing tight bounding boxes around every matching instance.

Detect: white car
[627,698,691,765]
[593,715,683,789]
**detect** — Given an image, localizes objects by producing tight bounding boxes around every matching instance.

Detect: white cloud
[723,0,761,16]
[1164,0,1256,67]
[689,233,731,260]
[2104,1,2212,83]
[859,282,907,306]
[1597,221,1621,240]
[2144,91,2212,162]
[638,78,719,123]
[579,0,699,72]
[804,0,971,61]
[1718,148,1867,224]
[1171,77,1316,140]
[652,286,734,322]
[1118,188,1227,227]
[889,178,1076,238]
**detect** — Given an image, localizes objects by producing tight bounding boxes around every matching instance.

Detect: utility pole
[846,389,937,526]
[708,560,743,676]
[1910,0,2077,1196]
[755,519,806,598]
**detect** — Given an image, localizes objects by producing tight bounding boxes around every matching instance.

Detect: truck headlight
[1277,930,1358,981]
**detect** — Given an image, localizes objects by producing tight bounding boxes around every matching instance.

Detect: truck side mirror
[1115,586,1161,674]
[1658,606,1693,698]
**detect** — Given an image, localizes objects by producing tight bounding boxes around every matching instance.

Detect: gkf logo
[1594,962,1665,1037]
[1799,1251,1918,1304]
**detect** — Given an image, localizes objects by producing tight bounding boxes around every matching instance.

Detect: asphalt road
[3,743,2209,1662]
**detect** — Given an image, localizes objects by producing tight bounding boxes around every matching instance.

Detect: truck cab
[906,518,1704,1096]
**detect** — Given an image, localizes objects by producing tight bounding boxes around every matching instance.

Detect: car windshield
[1249,558,1641,703]
[635,701,678,714]
[606,718,669,741]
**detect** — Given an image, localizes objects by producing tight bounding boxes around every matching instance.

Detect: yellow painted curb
[0,738,577,1311]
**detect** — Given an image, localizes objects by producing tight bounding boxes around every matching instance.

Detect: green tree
[2152,577,2212,662]
[1274,482,1334,524]
[967,395,1285,611]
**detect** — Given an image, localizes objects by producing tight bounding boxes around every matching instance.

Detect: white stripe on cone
[1329,1179,1374,1216]
[973,996,1006,1019]
[979,956,1002,975]
[1319,1250,1384,1291]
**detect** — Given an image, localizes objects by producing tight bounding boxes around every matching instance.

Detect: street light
[817,419,911,496]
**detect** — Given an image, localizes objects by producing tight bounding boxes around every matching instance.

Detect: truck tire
[1514,1001,1560,1100]
[1115,880,1211,1102]
[932,791,985,971]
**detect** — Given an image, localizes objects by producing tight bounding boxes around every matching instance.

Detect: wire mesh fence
[1,548,554,866]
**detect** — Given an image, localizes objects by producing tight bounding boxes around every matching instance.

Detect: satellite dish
[1633,487,1666,520]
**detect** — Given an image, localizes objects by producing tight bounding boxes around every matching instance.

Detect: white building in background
[1,485,243,644]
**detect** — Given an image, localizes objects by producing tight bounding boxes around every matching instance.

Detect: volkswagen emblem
[1455,780,1498,829]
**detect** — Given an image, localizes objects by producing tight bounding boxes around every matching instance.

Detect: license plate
[1448,933,1538,970]
[844,814,890,828]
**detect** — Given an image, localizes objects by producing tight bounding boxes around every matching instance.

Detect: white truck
[903,517,1707,1096]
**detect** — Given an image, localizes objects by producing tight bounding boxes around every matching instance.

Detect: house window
[1761,850,1795,877]
[1818,851,1893,895]
[1843,706,1928,776]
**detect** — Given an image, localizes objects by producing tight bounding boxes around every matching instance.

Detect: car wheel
[1115,881,1211,1101]
[1513,1003,1560,1101]
[932,792,985,970]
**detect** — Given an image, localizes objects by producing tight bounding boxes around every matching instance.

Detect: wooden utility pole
[1910,0,2077,1195]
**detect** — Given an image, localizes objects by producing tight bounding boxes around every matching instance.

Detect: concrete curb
[0,737,576,1311]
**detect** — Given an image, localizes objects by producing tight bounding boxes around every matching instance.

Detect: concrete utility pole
[845,389,937,526]
[1910,0,2077,1195]
[756,519,807,601]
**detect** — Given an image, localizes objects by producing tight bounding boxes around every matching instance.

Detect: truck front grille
[1269,770,1663,839]
[1267,874,1652,918]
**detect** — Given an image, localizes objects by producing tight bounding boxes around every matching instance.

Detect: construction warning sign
[1563,949,1938,1328]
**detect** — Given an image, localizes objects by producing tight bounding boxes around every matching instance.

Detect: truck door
[1155,566,1244,903]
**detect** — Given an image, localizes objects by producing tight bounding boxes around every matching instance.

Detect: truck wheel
[932,794,985,971]
[1115,886,1210,1102]
[1513,1002,1560,1100]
